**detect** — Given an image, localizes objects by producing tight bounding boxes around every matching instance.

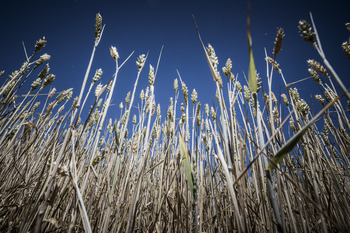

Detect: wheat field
[0,13,349,232]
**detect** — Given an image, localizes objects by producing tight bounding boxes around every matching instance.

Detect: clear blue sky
[1,0,349,121]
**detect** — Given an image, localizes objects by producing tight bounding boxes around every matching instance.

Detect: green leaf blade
[179,134,194,198]
[247,12,257,94]
[267,95,341,170]
[267,119,312,170]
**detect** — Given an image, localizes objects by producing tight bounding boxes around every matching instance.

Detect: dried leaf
[44,218,59,228]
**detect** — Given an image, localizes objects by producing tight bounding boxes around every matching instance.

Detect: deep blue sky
[1,0,349,121]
